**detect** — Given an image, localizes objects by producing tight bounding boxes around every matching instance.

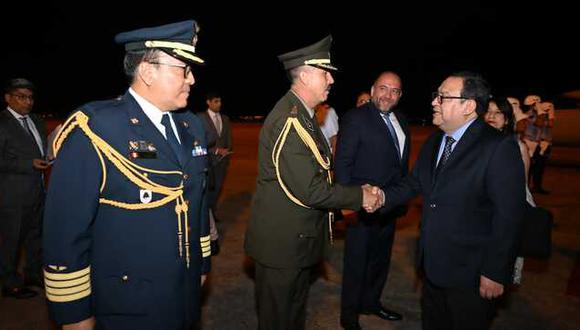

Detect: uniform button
[318,169,323,173]
[183,174,189,180]
[298,233,305,239]
[121,275,129,282]
[430,203,436,208]
[142,173,148,177]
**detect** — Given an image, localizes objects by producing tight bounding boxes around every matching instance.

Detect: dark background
[1,1,578,121]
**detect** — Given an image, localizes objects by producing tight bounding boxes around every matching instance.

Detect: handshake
[361,184,385,213]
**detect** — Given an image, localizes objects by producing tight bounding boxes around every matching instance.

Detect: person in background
[42,20,211,329]
[485,96,536,284]
[356,91,371,107]
[198,92,233,256]
[0,78,48,299]
[315,102,339,154]
[335,71,408,329]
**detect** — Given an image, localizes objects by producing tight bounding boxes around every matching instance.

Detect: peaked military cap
[278,35,337,71]
[114,20,204,65]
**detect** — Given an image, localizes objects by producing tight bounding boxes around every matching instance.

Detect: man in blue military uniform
[43,20,211,329]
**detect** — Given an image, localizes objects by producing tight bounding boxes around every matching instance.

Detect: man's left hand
[479,275,504,299]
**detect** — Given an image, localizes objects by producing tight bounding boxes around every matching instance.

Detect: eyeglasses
[147,61,192,78]
[10,93,34,101]
[432,92,469,104]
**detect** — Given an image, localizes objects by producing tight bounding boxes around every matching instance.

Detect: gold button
[143,173,148,177]
[121,275,129,282]
[183,174,189,180]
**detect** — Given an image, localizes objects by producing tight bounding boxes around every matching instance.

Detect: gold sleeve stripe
[200,235,210,243]
[200,241,211,248]
[44,266,90,281]
[202,246,211,253]
[46,280,90,296]
[45,274,89,288]
[46,288,91,303]
[202,251,211,258]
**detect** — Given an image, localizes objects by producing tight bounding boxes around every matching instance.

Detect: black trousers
[340,215,396,322]
[530,145,551,190]
[421,278,494,330]
[254,262,313,330]
[0,190,44,289]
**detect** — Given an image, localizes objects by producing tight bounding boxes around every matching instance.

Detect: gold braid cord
[271,116,336,244]
[53,111,193,267]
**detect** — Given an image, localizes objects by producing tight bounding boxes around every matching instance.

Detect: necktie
[20,116,43,156]
[214,113,222,135]
[161,114,182,163]
[438,136,456,169]
[380,112,400,158]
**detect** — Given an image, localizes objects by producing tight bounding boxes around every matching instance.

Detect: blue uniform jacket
[43,92,211,329]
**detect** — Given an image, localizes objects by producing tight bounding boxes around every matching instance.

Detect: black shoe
[210,240,220,256]
[2,286,38,299]
[340,319,362,330]
[361,307,402,321]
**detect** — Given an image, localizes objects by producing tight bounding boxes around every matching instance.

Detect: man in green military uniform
[245,35,383,329]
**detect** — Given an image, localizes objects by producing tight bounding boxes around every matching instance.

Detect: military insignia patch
[301,113,315,132]
[130,118,139,124]
[129,140,157,159]
[192,141,208,157]
[140,189,153,204]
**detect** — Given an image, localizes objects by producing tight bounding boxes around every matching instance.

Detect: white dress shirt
[129,88,181,143]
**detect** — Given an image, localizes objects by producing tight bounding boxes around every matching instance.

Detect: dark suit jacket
[43,93,210,327]
[385,118,526,288]
[335,102,410,218]
[197,110,232,167]
[0,110,47,207]
[245,91,362,268]
[197,111,232,195]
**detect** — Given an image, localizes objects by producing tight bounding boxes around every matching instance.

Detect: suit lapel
[3,111,43,157]
[173,112,196,167]
[287,92,331,158]
[440,119,484,173]
[431,119,484,185]
[430,132,444,185]
[370,106,400,162]
[124,94,181,166]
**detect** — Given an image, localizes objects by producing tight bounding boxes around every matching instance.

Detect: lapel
[203,111,219,137]
[287,92,331,158]
[431,118,484,185]
[173,111,197,167]
[124,93,181,166]
[3,110,43,156]
[430,131,444,185]
[29,114,47,150]
[369,104,400,162]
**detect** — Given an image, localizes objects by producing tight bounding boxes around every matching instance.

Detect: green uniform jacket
[245,91,362,268]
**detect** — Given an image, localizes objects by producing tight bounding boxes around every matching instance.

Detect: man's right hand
[33,158,50,170]
[361,184,383,213]
[63,317,95,330]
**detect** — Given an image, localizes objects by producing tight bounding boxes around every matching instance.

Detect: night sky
[1,1,578,120]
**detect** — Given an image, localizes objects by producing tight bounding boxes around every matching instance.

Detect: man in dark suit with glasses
[384,72,525,330]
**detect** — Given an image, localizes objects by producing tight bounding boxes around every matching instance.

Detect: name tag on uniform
[192,140,207,157]
[129,140,157,159]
